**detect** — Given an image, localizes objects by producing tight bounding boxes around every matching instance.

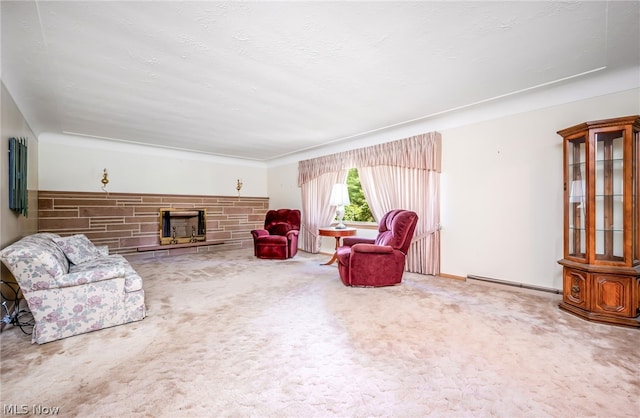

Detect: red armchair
[251,209,301,259]
[336,209,418,287]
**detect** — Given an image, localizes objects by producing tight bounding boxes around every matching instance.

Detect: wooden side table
[318,227,356,265]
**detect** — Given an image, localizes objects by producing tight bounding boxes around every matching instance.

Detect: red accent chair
[251,209,301,259]
[336,209,418,287]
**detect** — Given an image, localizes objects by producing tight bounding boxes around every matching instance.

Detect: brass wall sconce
[101,168,109,193]
[236,179,243,196]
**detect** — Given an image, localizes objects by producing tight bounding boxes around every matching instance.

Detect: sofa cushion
[21,233,69,274]
[54,234,103,265]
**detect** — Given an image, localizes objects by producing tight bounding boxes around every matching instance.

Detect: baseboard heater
[466,274,560,295]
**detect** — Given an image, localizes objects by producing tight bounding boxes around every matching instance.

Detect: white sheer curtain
[359,165,440,275]
[299,171,348,253]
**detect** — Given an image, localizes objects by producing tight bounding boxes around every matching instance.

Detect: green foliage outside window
[343,168,375,222]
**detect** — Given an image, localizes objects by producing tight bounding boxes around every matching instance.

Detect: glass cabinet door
[566,135,586,260]
[594,130,625,263]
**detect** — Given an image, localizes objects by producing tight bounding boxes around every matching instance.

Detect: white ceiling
[2,1,639,162]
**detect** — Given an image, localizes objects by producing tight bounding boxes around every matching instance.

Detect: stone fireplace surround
[38,191,268,260]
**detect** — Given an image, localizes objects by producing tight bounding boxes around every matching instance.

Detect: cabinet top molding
[557,115,640,137]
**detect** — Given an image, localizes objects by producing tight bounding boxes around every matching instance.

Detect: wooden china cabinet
[558,115,640,327]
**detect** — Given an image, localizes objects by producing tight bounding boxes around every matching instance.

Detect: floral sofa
[0,233,146,344]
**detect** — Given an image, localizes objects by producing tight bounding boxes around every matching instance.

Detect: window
[344,168,374,222]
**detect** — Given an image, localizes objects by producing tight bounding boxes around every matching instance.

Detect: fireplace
[159,208,206,245]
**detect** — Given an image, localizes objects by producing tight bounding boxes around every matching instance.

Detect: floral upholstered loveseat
[0,233,146,344]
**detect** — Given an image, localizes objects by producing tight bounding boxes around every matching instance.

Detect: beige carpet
[1,249,638,417]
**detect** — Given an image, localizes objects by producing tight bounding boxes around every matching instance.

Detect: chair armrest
[51,265,127,289]
[251,229,269,239]
[343,237,375,247]
[351,243,394,254]
[286,230,299,238]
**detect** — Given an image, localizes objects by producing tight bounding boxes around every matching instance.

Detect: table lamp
[330,183,350,229]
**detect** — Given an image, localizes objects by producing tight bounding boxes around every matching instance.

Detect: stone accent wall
[38,191,268,260]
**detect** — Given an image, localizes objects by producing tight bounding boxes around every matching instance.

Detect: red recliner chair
[336,209,418,287]
[251,209,301,259]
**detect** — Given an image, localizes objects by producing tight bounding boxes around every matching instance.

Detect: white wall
[1,82,38,249]
[38,133,269,197]
[266,162,301,210]
[441,88,639,290]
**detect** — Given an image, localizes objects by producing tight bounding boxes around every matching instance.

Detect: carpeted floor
[1,249,638,417]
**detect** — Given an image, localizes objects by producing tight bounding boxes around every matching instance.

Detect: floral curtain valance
[298,132,441,186]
